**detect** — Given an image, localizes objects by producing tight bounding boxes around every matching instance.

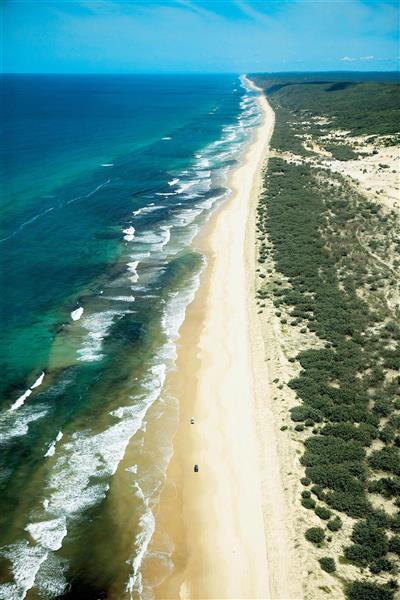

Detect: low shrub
[325,490,371,518]
[369,447,400,476]
[305,527,325,545]
[388,535,400,555]
[311,484,326,501]
[302,497,316,509]
[369,558,393,574]
[306,463,364,494]
[315,506,332,520]
[344,520,389,566]
[352,519,389,552]
[290,405,323,423]
[319,556,336,573]
[346,581,395,600]
[368,477,400,498]
[327,516,342,532]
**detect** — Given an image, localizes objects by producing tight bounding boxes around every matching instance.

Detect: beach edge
[150,77,301,599]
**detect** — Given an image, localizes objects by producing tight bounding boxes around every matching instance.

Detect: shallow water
[0,74,261,599]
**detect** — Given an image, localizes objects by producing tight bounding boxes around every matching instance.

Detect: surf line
[10,371,46,412]
[71,306,84,321]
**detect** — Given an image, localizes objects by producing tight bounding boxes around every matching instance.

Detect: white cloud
[175,0,217,19]
[235,0,275,26]
[360,55,374,60]
[340,56,357,61]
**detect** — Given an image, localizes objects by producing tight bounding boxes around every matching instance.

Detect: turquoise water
[0,74,260,599]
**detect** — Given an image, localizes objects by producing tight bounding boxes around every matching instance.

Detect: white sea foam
[111,407,124,419]
[31,372,45,389]
[159,225,171,248]
[71,306,84,321]
[65,179,111,206]
[196,157,210,170]
[177,208,203,227]
[101,163,114,167]
[222,129,239,144]
[9,372,45,412]
[132,204,164,216]
[126,482,155,599]
[123,226,136,242]
[0,207,55,244]
[167,178,179,186]
[176,180,198,194]
[161,136,171,140]
[32,553,68,598]
[25,517,67,552]
[77,310,124,362]
[42,363,167,520]
[0,541,48,600]
[9,389,32,412]
[197,169,211,180]
[126,464,138,474]
[195,197,213,210]
[195,189,228,211]
[161,266,204,353]
[0,407,48,445]
[130,251,150,260]
[127,261,140,282]
[44,431,63,458]
[104,295,136,302]
[0,529,68,599]
[135,225,171,250]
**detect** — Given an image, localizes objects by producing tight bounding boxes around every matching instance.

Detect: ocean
[0,73,261,599]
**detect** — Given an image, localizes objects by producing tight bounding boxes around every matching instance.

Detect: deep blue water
[0,74,261,599]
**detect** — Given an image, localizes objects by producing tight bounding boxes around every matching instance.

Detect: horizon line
[2,69,399,76]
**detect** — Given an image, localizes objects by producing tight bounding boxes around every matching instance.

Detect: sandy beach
[151,78,303,599]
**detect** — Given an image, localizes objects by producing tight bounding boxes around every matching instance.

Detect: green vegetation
[301,476,311,486]
[252,74,400,137]
[344,520,389,567]
[301,497,316,509]
[305,527,325,545]
[368,447,400,476]
[389,535,400,555]
[319,556,336,573]
[254,73,400,597]
[324,143,359,161]
[346,580,396,600]
[327,516,342,532]
[315,506,331,520]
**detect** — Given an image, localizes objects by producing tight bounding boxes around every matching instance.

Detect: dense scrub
[254,74,400,597]
[252,72,400,137]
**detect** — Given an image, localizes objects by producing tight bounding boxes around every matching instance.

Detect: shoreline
[150,79,302,599]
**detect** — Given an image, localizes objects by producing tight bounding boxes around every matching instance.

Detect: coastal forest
[252,73,400,599]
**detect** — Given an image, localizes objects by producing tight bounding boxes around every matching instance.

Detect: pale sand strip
[153,80,302,599]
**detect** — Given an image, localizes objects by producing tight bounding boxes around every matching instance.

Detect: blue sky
[2,0,399,73]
